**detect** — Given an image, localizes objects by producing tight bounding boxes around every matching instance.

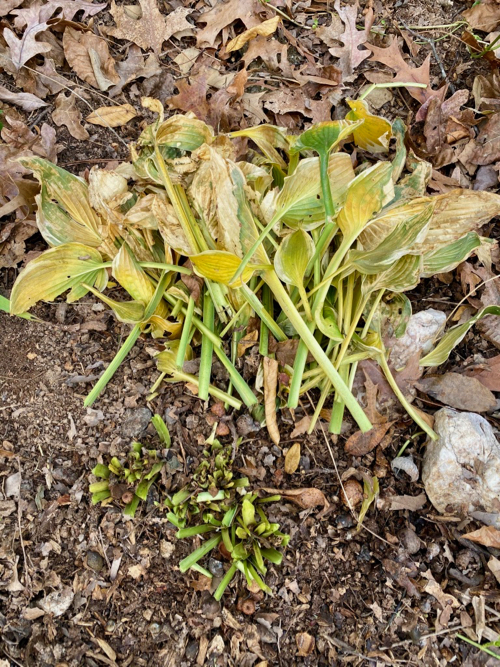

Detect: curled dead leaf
[263,357,280,446]
[52,92,89,141]
[340,479,363,508]
[63,27,119,91]
[262,487,329,510]
[284,442,301,474]
[86,104,137,127]
[344,421,392,457]
[226,16,280,53]
[296,632,315,657]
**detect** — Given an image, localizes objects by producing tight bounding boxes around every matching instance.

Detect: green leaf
[277,153,355,230]
[20,157,103,239]
[92,464,110,479]
[151,414,171,447]
[361,254,422,296]
[422,232,482,277]
[241,498,256,527]
[292,120,363,156]
[274,229,314,287]
[345,204,434,274]
[213,562,238,601]
[314,304,343,342]
[82,284,145,323]
[261,547,283,565]
[179,534,222,573]
[420,306,500,367]
[36,188,102,247]
[10,243,107,314]
[176,524,217,539]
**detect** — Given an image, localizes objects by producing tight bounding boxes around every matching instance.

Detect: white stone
[389,309,446,369]
[422,408,500,514]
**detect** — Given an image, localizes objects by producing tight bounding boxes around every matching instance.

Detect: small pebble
[299,455,311,471]
[185,640,199,660]
[148,623,161,636]
[105,620,116,634]
[121,407,152,439]
[336,513,355,529]
[401,528,421,555]
[87,550,104,572]
[201,594,220,620]
[208,558,224,578]
[236,414,260,436]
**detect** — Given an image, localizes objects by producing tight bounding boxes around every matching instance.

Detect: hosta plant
[165,427,289,600]
[90,413,170,517]
[8,97,500,439]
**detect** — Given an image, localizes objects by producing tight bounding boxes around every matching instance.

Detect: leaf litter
[2,0,500,664]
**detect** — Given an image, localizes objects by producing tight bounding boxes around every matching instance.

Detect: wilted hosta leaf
[360,190,500,253]
[346,99,392,153]
[88,168,129,225]
[345,204,434,274]
[191,250,263,286]
[10,244,107,314]
[420,305,500,367]
[189,145,265,260]
[274,229,314,287]
[156,340,193,374]
[20,157,103,240]
[277,153,355,230]
[230,125,289,170]
[362,254,422,296]
[113,244,158,306]
[83,284,145,323]
[139,113,213,152]
[422,232,482,277]
[292,120,363,156]
[153,197,193,255]
[36,189,102,248]
[337,162,394,241]
[226,15,280,52]
[86,104,137,127]
[314,304,343,342]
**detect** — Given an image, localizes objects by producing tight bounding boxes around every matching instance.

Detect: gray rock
[401,528,421,555]
[422,408,500,514]
[38,587,74,617]
[389,309,446,369]
[121,407,152,439]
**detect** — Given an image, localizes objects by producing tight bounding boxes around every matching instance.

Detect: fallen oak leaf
[3,6,52,69]
[465,354,500,391]
[108,45,161,97]
[226,15,280,53]
[262,487,329,510]
[328,0,373,80]
[0,85,47,111]
[366,36,445,105]
[416,373,496,413]
[377,493,427,511]
[344,421,393,457]
[52,91,89,140]
[462,525,500,548]
[263,356,280,446]
[196,0,262,49]
[108,0,192,56]
[86,104,137,127]
[463,2,500,32]
[63,27,119,91]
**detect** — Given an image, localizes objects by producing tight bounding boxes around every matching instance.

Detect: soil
[2,0,500,665]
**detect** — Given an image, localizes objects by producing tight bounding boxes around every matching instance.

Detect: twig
[16,457,31,594]
[399,20,456,94]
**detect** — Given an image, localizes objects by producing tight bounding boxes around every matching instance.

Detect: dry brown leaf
[196,0,262,49]
[463,525,500,547]
[416,373,496,413]
[108,45,161,97]
[0,85,47,111]
[3,3,53,69]
[226,16,280,53]
[86,104,137,127]
[263,88,332,124]
[367,36,445,105]
[470,113,500,165]
[237,329,258,357]
[263,356,280,446]
[344,422,393,457]
[52,92,89,141]
[463,3,500,32]
[378,493,427,511]
[422,569,460,609]
[328,0,373,80]
[243,35,286,70]
[488,556,500,584]
[109,0,192,55]
[0,0,23,17]
[296,632,315,657]
[290,415,312,438]
[465,355,500,391]
[262,487,329,510]
[284,443,301,474]
[63,27,119,91]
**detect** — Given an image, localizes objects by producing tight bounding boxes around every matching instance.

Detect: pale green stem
[164,371,242,409]
[264,270,372,432]
[241,284,287,342]
[176,296,195,368]
[198,290,214,401]
[85,271,170,407]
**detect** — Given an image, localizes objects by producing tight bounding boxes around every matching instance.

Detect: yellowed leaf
[226,16,280,53]
[237,329,258,357]
[284,442,301,474]
[87,104,137,127]
[190,250,261,287]
[346,99,392,153]
[263,357,280,445]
